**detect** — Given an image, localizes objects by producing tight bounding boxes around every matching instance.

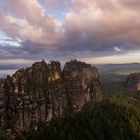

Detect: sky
[0,0,140,66]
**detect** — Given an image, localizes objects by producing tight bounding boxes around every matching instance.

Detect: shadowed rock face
[126,73,140,91]
[63,60,102,111]
[0,60,102,131]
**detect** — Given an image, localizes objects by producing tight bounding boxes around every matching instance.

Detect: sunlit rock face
[0,60,102,131]
[126,73,140,91]
[48,61,61,81]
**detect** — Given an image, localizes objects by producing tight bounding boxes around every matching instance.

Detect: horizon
[0,59,140,78]
[0,58,140,66]
[0,0,140,65]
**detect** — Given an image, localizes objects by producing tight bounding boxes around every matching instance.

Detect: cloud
[120,0,140,10]
[114,47,122,52]
[0,38,21,47]
[0,0,140,64]
[82,51,140,64]
[63,0,140,43]
[0,0,63,45]
[62,0,140,57]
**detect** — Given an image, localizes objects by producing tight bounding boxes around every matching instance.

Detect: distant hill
[95,63,140,82]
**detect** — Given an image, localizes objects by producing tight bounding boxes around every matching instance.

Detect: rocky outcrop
[63,60,102,111]
[0,60,102,131]
[126,73,140,91]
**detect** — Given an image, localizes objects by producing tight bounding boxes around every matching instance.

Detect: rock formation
[126,73,140,91]
[0,60,102,131]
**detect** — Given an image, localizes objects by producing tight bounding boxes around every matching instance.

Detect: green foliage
[103,81,140,108]
[0,129,9,140]
[22,97,140,140]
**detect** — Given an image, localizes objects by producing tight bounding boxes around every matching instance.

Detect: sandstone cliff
[0,60,102,131]
[126,73,140,91]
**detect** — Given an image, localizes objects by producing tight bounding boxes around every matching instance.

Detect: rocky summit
[125,73,140,91]
[0,60,102,132]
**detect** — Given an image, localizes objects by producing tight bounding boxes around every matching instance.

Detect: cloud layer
[0,0,140,64]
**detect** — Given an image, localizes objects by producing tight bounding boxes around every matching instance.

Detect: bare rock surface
[126,73,140,91]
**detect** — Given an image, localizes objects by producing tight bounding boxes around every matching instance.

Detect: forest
[0,81,140,140]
